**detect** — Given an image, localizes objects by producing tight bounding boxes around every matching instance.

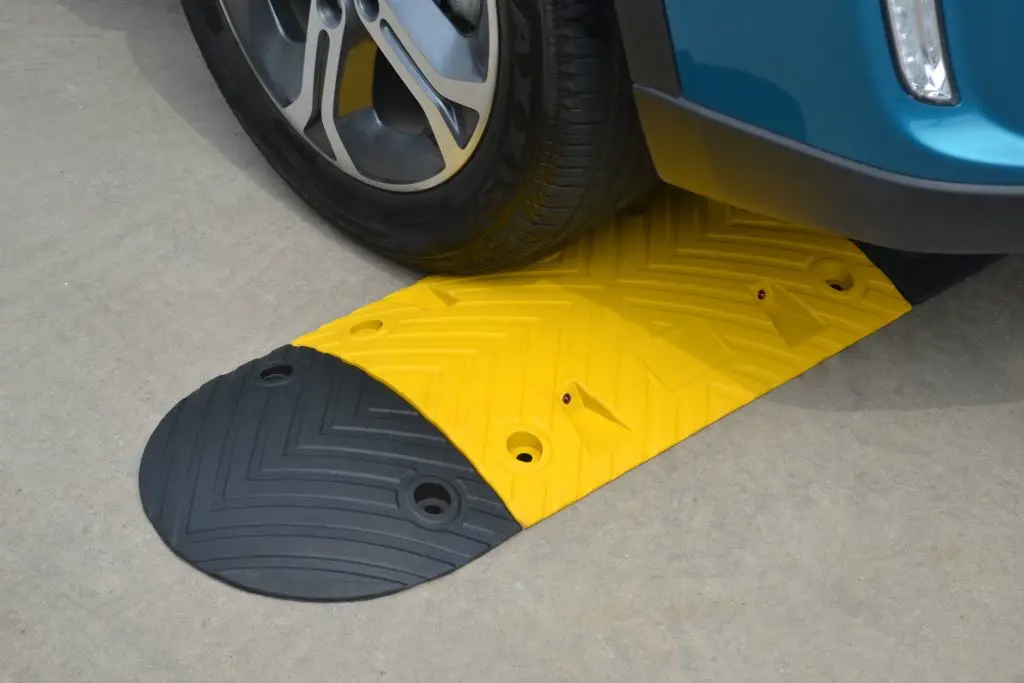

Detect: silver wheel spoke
[283,2,356,170]
[359,0,496,168]
[220,0,497,191]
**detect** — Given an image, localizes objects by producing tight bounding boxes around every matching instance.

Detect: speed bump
[140,190,928,601]
[294,192,912,526]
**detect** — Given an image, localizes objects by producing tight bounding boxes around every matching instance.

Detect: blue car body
[614,0,1024,253]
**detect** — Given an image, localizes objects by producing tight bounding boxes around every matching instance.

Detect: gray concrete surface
[2,1,1023,681]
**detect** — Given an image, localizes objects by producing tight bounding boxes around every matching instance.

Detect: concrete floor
[3,1,1024,681]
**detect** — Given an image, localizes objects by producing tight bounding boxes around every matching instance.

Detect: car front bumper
[615,0,1024,254]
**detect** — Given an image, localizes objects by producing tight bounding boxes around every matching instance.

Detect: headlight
[884,0,957,104]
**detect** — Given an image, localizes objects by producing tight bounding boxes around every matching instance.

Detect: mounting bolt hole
[412,481,453,517]
[350,319,384,336]
[814,259,855,294]
[259,363,294,383]
[356,0,380,21]
[507,432,543,465]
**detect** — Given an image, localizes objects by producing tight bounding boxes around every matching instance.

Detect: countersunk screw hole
[814,259,856,294]
[562,393,572,405]
[259,364,294,382]
[756,289,766,301]
[412,481,452,517]
[507,431,543,465]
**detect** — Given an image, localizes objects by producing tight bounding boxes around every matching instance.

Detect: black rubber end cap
[139,346,520,602]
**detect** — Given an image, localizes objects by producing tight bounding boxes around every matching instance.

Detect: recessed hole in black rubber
[413,481,452,517]
[260,364,294,382]
[356,0,379,21]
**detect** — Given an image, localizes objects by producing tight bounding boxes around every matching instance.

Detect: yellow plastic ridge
[294,192,911,527]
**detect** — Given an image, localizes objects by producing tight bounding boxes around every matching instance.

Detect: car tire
[181,0,657,274]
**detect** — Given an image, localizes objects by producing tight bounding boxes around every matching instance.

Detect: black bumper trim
[612,0,681,97]
[634,86,1024,254]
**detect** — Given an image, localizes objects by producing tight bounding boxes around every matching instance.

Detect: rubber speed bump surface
[138,346,520,601]
[295,193,912,527]
[139,191,915,601]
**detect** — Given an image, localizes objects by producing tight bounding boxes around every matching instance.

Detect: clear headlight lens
[884,0,956,104]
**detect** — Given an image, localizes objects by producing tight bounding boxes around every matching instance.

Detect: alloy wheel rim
[220,0,499,191]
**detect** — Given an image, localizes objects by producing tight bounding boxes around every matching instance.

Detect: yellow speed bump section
[295,192,911,527]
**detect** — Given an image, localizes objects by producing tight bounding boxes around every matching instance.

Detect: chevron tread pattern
[138,346,520,601]
[295,191,912,526]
